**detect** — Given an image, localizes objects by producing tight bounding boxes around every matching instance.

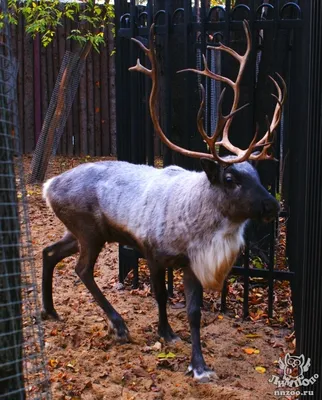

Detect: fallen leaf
[152,341,162,351]
[132,367,151,379]
[50,328,58,336]
[245,333,262,338]
[255,366,266,374]
[56,261,65,270]
[243,348,260,355]
[66,360,77,370]
[48,359,59,368]
[157,352,176,359]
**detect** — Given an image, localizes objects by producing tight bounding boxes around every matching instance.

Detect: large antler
[130,22,286,165]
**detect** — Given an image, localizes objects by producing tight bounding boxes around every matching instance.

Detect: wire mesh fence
[29,50,86,184]
[0,2,50,398]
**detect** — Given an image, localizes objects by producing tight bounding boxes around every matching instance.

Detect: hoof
[41,309,60,321]
[114,330,132,344]
[186,365,218,383]
[109,320,131,343]
[158,326,180,343]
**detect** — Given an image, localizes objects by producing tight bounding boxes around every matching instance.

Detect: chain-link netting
[0,2,50,398]
[29,51,85,183]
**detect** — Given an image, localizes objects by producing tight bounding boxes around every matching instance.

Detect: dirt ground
[25,155,294,400]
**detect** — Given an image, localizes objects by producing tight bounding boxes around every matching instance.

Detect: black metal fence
[286,1,322,397]
[116,2,322,396]
[115,0,299,313]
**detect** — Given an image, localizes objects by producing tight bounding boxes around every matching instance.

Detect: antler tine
[129,35,153,76]
[196,84,212,145]
[209,20,252,63]
[249,73,287,160]
[129,58,152,77]
[178,54,234,87]
[129,23,214,160]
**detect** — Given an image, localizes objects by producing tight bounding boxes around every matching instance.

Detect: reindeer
[41,21,285,382]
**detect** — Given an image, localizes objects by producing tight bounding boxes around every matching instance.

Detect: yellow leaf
[157,352,176,359]
[56,262,65,270]
[255,366,266,374]
[218,315,224,320]
[245,333,262,338]
[49,359,58,368]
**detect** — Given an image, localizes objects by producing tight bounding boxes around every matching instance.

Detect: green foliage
[252,256,265,269]
[0,0,115,52]
[210,0,226,5]
[210,0,236,6]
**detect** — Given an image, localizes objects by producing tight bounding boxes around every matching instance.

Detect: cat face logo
[279,354,311,381]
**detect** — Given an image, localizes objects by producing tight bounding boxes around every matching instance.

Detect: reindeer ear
[200,158,222,184]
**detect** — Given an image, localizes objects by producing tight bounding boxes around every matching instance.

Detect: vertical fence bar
[116,0,140,286]
[87,49,95,156]
[146,0,154,165]
[17,14,24,152]
[101,29,110,156]
[286,0,308,351]
[165,1,173,296]
[93,48,102,156]
[243,234,250,318]
[33,34,42,144]
[298,1,322,397]
[130,0,139,163]
[23,28,34,153]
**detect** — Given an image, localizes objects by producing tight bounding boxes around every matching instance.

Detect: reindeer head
[130,21,285,224]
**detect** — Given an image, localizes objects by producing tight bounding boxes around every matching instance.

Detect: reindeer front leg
[183,268,217,382]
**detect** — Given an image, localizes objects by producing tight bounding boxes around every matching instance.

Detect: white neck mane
[188,221,246,290]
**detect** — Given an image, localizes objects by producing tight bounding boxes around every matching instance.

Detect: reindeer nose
[261,198,279,221]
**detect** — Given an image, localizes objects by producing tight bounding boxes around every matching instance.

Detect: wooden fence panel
[23,24,34,153]
[11,15,115,156]
[86,48,95,156]
[101,34,110,155]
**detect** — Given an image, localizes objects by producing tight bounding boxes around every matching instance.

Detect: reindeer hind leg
[42,231,79,320]
[75,237,130,342]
